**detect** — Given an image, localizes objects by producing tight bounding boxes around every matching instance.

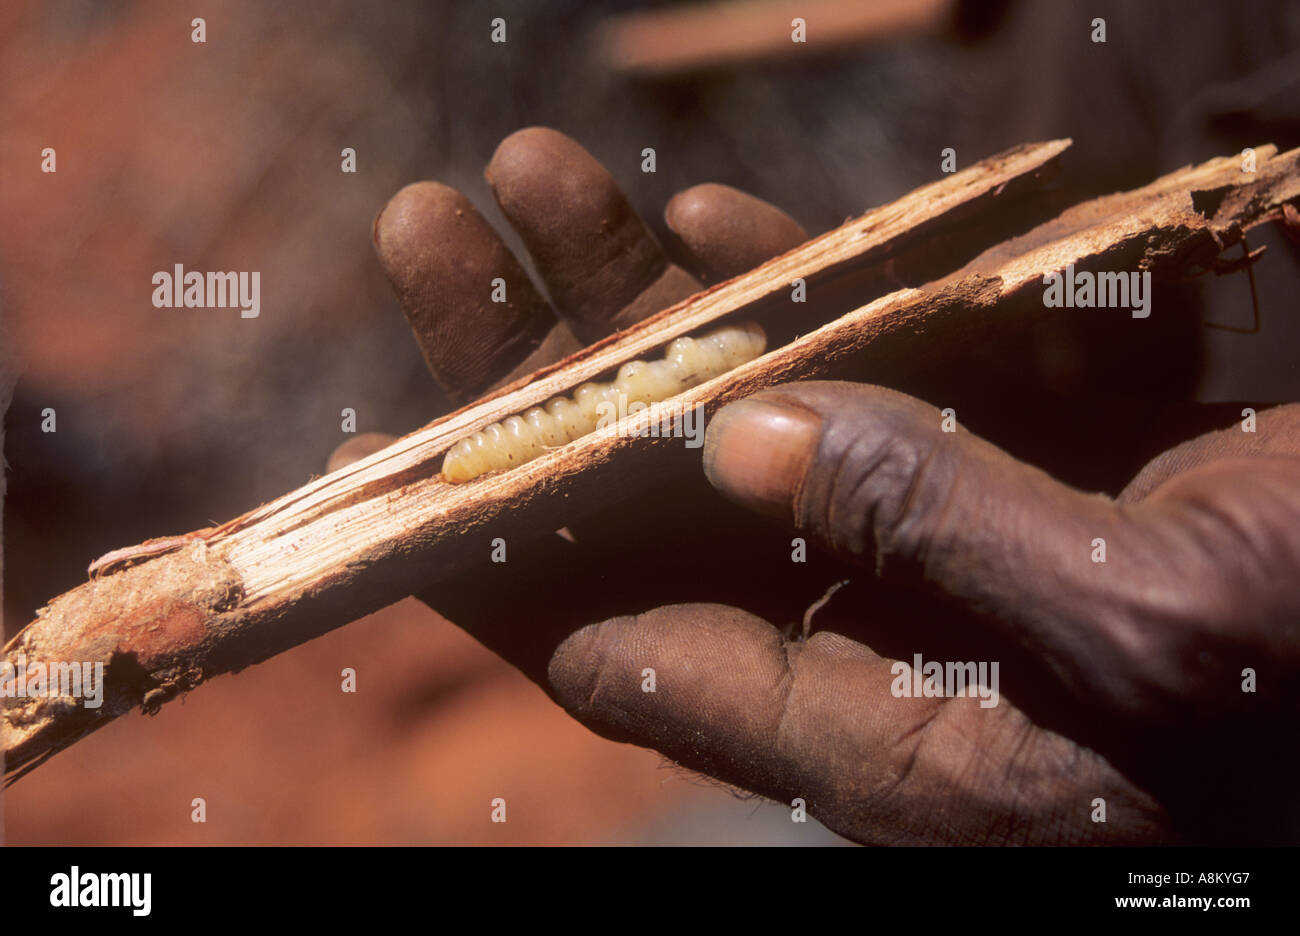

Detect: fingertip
[484,127,685,340]
[372,179,554,400]
[547,604,786,725]
[703,397,822,521]
[485,126,613,219]
[373,180,464,266]
[665,183,808,281]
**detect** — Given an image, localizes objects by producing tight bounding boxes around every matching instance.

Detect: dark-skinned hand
[335,127,1300,845]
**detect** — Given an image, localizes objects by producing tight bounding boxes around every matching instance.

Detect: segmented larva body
[441,320,766,483]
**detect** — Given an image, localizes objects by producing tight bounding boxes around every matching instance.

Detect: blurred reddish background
[3,0,1298,843]
[1,0,860,844]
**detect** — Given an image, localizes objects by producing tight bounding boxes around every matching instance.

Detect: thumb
[700,382,1262,722]
[702,381,1114,578]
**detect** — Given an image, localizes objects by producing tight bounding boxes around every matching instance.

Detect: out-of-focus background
[3,0,1299,844]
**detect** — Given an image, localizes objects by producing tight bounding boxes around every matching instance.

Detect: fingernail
[703,398,820,520]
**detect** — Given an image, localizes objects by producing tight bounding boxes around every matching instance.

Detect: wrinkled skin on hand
[354,127,1300,845]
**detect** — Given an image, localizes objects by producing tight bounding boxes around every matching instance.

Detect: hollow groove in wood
[215,140,1075,550]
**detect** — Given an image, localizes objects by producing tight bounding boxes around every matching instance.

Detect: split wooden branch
[5,139,1298,781]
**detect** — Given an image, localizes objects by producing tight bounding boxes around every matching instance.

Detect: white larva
[441,320,766,483]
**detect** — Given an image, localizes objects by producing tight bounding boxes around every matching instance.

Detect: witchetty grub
[441,320,766,482]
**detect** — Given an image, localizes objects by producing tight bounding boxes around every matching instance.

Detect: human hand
[355,128,1300,845]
